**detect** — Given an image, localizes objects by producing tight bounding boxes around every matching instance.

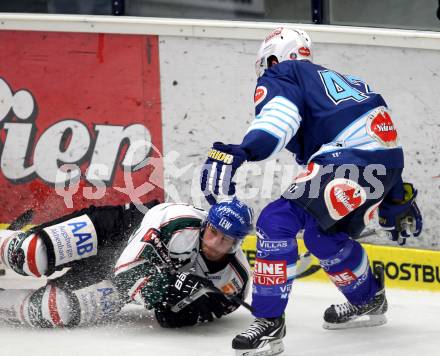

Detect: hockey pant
[0,203,148,278]
[251,198,378,318]
[0,279,123,327]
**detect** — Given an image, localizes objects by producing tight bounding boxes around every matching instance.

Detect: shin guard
[304,225,377,305]
[38,214,98,274]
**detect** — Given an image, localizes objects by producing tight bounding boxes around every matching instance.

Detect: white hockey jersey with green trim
[114,203,251,307]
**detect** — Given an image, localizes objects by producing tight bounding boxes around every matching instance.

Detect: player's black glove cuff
[154,293,238,328]
[154,305,199,328]
[207,292,241,317]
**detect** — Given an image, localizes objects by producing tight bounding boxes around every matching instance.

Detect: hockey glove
[204,291,241,317]
[200,142,248,205]
[156,272,236,327]
[154,304,200,328]
[154,299,219,328]
[154,293,239,328]
[378,182,422,245]
[162,272,213,308]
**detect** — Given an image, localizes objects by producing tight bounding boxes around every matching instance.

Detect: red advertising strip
[0,31,164,224]
[253,259,287,285]
[328,269,357,287]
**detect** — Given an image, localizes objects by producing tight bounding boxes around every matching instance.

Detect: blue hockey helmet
[207,197,254,241]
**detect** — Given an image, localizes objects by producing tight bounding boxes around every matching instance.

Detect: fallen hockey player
[0,198,253,329]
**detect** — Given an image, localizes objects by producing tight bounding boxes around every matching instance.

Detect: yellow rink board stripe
[0,223,32,230]
[242,235,440,292]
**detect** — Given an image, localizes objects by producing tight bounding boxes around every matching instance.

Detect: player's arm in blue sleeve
[200,75,304,204]
[239,78,304,161]
[240,130,279,161]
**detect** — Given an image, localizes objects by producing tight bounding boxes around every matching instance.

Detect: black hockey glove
[156,272,213,327]
[378,183,423,245]
[155,272,239,328]
[200,142,247,205]
[154,304,200,328]
[204,291,241,317]
[162,272,212,308]
[154,293,239,328]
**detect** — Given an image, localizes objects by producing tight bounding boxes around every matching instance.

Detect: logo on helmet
[264,28,283,43]
[298,47,311,57]
[216,206,246,224]
[289,52,298,60]
[219,218,233,231]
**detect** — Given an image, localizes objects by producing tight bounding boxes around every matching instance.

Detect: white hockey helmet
[255,27,313,77]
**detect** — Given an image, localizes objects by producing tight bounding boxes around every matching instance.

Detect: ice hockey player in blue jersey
[200,28,423,356]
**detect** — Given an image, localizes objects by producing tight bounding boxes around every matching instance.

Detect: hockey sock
[0,230,48,277]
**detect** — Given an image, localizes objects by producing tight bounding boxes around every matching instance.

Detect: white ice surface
[1,272,440,356]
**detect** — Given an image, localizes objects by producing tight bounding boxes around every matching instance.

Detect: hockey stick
[206,285,254,312]
[171,286,215,313]
[7,209,34,231]
[171,284,254,313]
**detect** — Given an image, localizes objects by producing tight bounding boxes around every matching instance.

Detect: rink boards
[0,14,439,249]
[242,235,440,293]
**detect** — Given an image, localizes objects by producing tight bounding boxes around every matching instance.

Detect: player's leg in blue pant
[251,198,304,318]
[232,198,303,355]
[303,213,387,329]
[250,198,379,317]
[303,221,378,305]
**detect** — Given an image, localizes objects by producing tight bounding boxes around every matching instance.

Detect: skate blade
[323,314,387,330]
[234,339,284,356]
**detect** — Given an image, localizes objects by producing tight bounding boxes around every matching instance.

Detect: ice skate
[323,265,387,330]
[232,316,286,356]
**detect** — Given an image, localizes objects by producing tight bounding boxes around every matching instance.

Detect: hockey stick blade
[205,285,254,313]
[295,264,321,279]
[170,285,254,313]
[7,209,34,231]
[171,286,212,313]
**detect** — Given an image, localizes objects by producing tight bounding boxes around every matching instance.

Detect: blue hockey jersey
[240,60,403,168]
